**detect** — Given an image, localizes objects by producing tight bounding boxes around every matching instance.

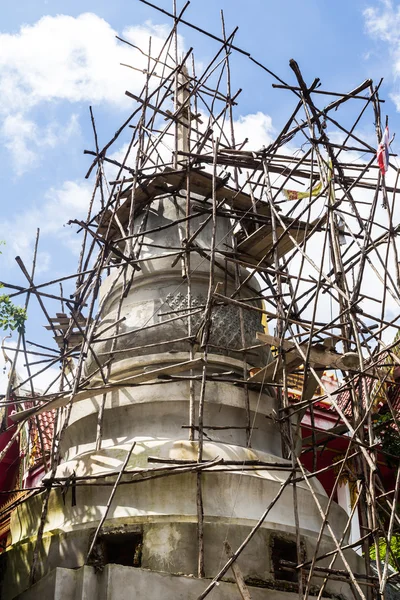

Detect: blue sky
[1,0,400,388]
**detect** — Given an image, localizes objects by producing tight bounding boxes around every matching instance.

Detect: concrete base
[15,564,332,600]
[1,516,365,600]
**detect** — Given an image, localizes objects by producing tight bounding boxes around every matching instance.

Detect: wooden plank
[98,172,179,236]
[255,332,360,370]
[237,217,320,264]
[301,373,321,403]
[174,168,271,216]
[224,541,252,600]
[49,318,86,324]
[44,324,85,331]
[51,335,83,345]
[248,333,360,389]
[180,150,316,182]
[248,354,302,384]
[98,167,271,238]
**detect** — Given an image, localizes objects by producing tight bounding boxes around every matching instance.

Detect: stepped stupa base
[14,564,325,600]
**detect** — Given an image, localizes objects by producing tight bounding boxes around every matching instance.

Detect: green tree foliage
[374,412,400,468]
[370,533,400,569]
[372,410,400,471]
[0,289,26,333]
[0,243,26,334]
[368,331,400,570]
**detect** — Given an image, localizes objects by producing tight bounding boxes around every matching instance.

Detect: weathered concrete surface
[1,517,365,599]
[9,467,346,545]
[15,564,352,600]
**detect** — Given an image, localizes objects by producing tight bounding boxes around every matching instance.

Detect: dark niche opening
[89,530,143,571]
[271,536,299,583]
[104,532,143,567]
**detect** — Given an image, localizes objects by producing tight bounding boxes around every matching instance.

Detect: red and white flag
[377,126,390,176]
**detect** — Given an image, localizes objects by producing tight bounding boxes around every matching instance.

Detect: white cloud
[0,338,61,396]
[0,14,173,113]
[364,1,400,109]
[0,179,94,273]
[2,113,80,175]
[0,106,277,277]
[364,1,400,44]
[106,141,136,182]
[106,108,276,182]
[0,13,178,174]
[232,111,275,151]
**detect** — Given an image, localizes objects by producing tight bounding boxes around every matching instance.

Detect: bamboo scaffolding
[1,6,400,599]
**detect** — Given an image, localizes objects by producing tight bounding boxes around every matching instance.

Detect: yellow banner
[283,180,322,201]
